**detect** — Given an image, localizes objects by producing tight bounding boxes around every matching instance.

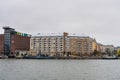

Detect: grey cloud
[0,0,120,46]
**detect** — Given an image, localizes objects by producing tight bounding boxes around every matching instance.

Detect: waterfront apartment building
[30,35,64,56]
[69,36,98,56]
[30,32,99,56]
[0,26,31,56]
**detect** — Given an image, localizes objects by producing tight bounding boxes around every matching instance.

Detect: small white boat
[102,55,118,59]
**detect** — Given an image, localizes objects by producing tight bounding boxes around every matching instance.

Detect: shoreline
[0,57,119,60]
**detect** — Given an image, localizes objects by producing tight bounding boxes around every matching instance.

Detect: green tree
[117,49,120,56]
[93,49,97,56]
[16,52,19,56]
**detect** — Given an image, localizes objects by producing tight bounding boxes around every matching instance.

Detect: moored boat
[102,55,118,59]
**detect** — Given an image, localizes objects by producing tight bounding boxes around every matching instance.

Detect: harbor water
[0,59,120,80]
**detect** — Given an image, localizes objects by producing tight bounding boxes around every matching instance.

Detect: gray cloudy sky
[0,0,120,46]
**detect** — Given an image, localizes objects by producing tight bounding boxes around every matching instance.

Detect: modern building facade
[30,32,99,56]
[1,26,31,56]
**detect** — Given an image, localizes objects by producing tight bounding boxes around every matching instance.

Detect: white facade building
[100,45,114,54]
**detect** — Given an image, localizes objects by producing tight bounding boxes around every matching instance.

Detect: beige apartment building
[70,37,92,56]
[30,32,99,56]
[69,36,99,56]
[30,36,64,56]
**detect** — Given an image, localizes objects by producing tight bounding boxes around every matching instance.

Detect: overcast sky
[0,0,120,46]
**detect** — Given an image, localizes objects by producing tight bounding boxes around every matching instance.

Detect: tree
[117,49,120,56]
[93,49,97,56]
[16,52,19,56]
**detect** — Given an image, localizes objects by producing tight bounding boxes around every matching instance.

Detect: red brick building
[1,26,31,56]
[0,34,4,55]
[10,35,30,54]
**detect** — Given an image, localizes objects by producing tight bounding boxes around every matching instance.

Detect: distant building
[1,26,31,56]
[99,44,114,54]
[114,46,120,51]
[114,46,120,55]
[30,32,99,56]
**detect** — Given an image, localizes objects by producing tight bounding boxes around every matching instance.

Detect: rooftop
[32,33,89,37]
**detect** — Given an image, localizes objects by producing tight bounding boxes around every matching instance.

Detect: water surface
[0,59,120,80]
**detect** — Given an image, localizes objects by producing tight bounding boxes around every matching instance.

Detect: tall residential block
[30,33,98,56]
[30,35,64,56]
